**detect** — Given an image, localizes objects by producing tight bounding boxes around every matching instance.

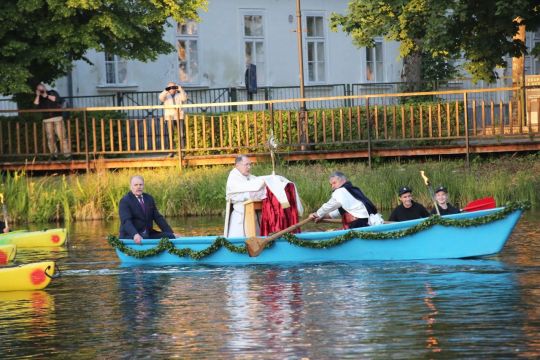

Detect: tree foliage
[331,0,540,83]
[0,0,207,95]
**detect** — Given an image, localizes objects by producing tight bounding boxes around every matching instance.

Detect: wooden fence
[1,86,539,171]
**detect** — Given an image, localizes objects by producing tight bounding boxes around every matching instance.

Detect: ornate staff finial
[267,131,278,175]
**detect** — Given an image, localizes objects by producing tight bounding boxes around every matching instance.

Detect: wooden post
[176,114,183,173]
[463,92,470,169]
[243,199,262,238]
[269,102,275,135]
[83,110,90,173]
[366,98,372,169]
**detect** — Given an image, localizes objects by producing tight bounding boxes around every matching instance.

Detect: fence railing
[1,77,514,115]
[1,86,538,169]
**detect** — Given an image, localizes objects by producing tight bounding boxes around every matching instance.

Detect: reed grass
[1,154,538,224]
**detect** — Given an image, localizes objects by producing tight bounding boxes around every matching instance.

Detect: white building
[2,1,538,112]
[54,0,402,104]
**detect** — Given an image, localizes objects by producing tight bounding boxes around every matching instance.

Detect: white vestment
[260,174,304,216]
[224,168,265,237]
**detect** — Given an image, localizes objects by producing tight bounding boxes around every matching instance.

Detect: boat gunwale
[120,206,507,247]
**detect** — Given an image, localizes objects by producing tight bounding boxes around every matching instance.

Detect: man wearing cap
[388,186,430,222]
[309,171,379,229]
[431,186,460,215]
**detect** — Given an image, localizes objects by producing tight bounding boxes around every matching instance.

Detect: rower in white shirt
[309,171,381,229]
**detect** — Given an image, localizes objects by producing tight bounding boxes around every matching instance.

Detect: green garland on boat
[107,201,529,260]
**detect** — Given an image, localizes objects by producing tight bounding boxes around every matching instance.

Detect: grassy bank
[1,154,539,224]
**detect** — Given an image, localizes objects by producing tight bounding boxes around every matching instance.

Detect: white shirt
[316,187,369,219]
[159,89,187,120]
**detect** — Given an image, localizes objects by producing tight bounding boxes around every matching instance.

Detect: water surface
[1,211,539,359]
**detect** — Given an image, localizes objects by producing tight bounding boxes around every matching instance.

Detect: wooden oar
[462,197,496,212]
[0,193,8,231]
[245,217,313,257]
[320,218,342,223]
[420,171,440,216]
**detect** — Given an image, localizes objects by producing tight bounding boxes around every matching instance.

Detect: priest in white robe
[224,155,266,237]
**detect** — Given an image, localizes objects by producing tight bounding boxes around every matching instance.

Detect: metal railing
[1,78,514,116]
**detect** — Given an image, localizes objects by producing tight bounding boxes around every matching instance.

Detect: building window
[305,15,326,83]
[177,20,199,84]
[366,41,384,82]
[530,30,540,75]
[104,53,127,84]
[242,13,265,84]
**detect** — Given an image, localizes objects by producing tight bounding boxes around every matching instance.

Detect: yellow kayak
[0,228,67,247]
[0,244,16,264]
[0,261,56,291]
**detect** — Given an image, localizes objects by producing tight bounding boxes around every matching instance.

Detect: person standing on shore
[431,186,460,215]
[309,171,380,229]
[388,186,430,222]
[119,175,177,244]
[33,83,71,160]
[159,81,188,150]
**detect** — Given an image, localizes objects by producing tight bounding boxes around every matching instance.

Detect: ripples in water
[1,212,540,358]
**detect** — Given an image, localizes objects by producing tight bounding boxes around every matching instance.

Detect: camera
[40,90,46,94]
[165,86,179,91]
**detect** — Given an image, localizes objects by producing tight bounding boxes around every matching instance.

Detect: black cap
[435,186,447,194]
[398,186,412,196]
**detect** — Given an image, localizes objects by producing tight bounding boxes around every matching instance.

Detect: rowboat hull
[0,261,56,291]
[114,207,523,265]
[0,228,67,247]
[0,244,16,264]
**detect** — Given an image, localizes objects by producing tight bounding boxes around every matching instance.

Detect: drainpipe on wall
[67,69,74,107]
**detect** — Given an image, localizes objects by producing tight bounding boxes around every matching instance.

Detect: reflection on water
[0,211,539,358]
[0,291,56,355]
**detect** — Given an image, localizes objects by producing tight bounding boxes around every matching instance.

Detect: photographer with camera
[33,83,71,160]
[159,81,188,153]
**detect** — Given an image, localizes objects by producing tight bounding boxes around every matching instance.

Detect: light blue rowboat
[111,205,524,265]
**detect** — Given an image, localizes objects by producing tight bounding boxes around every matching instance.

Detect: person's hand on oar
[245,217,313,257]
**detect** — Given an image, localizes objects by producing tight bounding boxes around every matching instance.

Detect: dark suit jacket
[119,192,173,239]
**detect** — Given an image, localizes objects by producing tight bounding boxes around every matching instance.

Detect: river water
[1,211,540,359]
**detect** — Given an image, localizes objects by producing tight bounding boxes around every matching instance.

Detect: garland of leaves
[108,201,529,260]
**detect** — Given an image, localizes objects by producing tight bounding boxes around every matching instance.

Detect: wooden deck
[2,136,538,172]
[1,86,539,172]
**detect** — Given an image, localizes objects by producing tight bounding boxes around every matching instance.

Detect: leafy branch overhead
[0,0,208,95]
[330,0,540,83]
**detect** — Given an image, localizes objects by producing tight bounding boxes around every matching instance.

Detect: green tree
[0,0,207,98]
[330,0,540,85]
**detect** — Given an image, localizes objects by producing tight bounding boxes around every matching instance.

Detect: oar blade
[245,236,264,257]
[462,197,496,212]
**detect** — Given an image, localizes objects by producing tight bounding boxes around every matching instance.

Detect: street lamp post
[295,0,308,147]
[296,0,305,109]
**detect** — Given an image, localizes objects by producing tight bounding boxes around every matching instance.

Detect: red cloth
[260,183,300,236]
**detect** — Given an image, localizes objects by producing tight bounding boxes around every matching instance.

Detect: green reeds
[1,155,539,224]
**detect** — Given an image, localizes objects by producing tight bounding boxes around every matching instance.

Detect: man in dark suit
[119,175,177,244]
